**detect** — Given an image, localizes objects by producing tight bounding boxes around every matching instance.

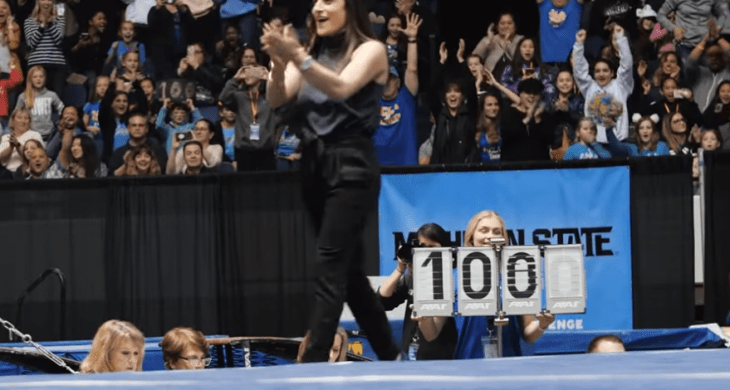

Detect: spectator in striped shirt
[23,0,67,96]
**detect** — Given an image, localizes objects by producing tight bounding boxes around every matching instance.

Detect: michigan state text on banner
[379,167,632,330]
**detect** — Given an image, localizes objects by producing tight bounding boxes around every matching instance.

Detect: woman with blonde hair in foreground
[80,320,145,373]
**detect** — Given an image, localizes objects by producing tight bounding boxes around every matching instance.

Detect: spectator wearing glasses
[160,327,210,370]
[661,110,701,156]
[640,76,702,131]
[109,111,167,174]
[166,118,222,174]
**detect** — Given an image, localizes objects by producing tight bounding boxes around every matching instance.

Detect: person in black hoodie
[147,0,195,80]
[702,80,730,132]
[500,78,555,161]
[98,82,148,164]
[430,81,476,164]
[378,222,458,360]
[640,75,702,130]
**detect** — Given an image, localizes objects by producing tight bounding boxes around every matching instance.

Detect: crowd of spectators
[371,0,728,180]
[0,0,726,182]
[0,0,297,179]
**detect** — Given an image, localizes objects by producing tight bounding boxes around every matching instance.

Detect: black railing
[13,268,67,342]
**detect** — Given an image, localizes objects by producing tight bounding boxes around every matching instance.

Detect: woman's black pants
[300,136,399,362]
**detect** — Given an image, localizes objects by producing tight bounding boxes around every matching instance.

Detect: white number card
[544,245,586,314]
[457,247,498,316]
[501,246,542,315]
[412,247,453,317]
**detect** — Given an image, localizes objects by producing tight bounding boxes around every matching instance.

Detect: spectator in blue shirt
[373,13,421,166]
[606,114,670,157]
[156,98,203,154]
[563,117,612,160]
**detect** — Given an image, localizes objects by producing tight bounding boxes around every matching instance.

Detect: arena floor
[1,348,728,389]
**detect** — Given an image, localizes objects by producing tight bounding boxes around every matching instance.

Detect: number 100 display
[412,245,586,317]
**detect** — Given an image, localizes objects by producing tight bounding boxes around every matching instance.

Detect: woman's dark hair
[710,80,730,106]
[443,81,463,98]
[189,43,207,61]
[510,36,542,80]
[240,45,260,67]
[170,102,190,114]
[111,90,130,115]
[141,77,155,88]
[633,116,660,152]
[183,139,203,153]
[379,12,407,43]
[591,57,617,80]
[651,51,682,87]
[477,92,502,145]
[660,74,678,89]
[661,111,687,153]
[127,143,161,176]
[224,22,240,35]
[306,0,376,70]
[703,128,724,148]
[72,134,101,177]
[195,118,215,133]
[417,223,450,247]
[498,11,516,26]
[89,76,110,102]
[62,105,84,130]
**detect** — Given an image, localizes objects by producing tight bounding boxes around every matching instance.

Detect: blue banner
[378,167,633,330]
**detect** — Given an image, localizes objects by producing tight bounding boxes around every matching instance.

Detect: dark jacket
[500,104,555,162]
[642,98,703,130]
[178,63,225,99]
[379,273,457,360]
[431,104,476,164]
[99,84,149,164]
[702,101,730,130]
[147,5,196,78]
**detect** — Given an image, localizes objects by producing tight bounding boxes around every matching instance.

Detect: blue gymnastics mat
[0,348,729,389]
